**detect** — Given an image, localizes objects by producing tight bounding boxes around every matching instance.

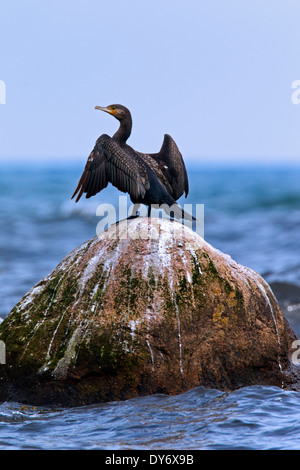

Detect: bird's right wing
[147,134,189,201]
[71,135,149,203]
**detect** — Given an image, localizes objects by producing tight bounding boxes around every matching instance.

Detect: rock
[0,217,299,406]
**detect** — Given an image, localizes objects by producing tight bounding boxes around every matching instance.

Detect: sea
[1,160,300,451]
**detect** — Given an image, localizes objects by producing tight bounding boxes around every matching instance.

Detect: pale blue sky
[1,0,300,163]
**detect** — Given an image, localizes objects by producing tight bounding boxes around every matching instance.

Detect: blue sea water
[1,160,300,450]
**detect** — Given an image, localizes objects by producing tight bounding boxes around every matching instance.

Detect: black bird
[72,104,191,220]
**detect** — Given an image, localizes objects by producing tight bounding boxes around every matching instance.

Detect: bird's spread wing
[145,134,189,200]
[71,134,149,203]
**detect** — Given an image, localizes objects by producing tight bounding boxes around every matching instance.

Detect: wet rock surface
[0,217,299,406]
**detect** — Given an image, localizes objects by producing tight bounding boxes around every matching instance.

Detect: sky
[1,0,300,164]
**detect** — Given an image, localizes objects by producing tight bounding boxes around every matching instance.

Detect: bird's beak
[95,106,115,115]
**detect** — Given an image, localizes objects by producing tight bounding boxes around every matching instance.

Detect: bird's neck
[113,117,132,146]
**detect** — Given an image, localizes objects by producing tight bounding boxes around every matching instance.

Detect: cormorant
[72,104,191,220]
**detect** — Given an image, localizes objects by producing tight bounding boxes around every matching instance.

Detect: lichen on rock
[0,217,299,406]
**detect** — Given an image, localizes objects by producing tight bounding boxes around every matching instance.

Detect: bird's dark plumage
[72,104,190,220]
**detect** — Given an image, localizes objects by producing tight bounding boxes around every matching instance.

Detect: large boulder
[0,217,299,406]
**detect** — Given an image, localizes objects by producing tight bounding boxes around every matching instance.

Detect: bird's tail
[160,202,198,223]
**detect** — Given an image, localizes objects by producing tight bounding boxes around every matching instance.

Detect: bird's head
[95,104,130,122]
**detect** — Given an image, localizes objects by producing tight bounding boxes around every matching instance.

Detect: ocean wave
[59,199,102,220]
[1,385,300,449]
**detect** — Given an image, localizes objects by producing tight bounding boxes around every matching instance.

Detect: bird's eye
[110,106,116,110]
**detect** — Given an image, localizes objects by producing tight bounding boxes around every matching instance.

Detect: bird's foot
[127,213,140,220]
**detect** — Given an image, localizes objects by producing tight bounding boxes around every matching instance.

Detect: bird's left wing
[71,135,149,203]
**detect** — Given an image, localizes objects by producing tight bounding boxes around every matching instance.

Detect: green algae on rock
[0,217,299,406]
